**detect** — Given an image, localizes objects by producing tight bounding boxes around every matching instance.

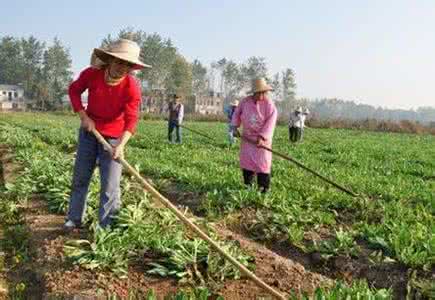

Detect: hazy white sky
[1,0,434,109]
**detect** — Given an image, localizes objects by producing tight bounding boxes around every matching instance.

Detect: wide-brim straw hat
[93,39,151,70]
[295,106,303,113]
[230,100,239,106]
[252,78,273,94]
[304,108,310,114]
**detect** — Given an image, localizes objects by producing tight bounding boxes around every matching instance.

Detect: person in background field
[168,94,184,144]
[289,106,304,143]
[64,39,151,231]
[225,99,239,146]
[232,78,278,193]
[301,108,310,141]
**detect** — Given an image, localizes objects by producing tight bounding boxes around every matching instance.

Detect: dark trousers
[168,120,182,143]
[242,169,270,193]
[289,126,302,142]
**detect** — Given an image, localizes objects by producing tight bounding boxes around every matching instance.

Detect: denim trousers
[168,120,182,143]
[67,128,122,227]
[228,123,235,145]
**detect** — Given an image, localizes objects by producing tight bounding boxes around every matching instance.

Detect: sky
[1,0,434,110]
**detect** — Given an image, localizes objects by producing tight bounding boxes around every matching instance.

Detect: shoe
[63,220,79,232]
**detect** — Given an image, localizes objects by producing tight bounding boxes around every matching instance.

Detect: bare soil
[157,179,434,299]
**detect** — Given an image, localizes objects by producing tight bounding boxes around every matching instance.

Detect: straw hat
[230,99,239,106]
[93,39,151,70]
[303,108,310,114]
[295,106,303,113]
[252,78,273,94]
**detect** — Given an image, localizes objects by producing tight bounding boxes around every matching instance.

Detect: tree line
[304,98,435,125]
[0,36,72,110]
[1,29,433,124]
[0,28,297,112]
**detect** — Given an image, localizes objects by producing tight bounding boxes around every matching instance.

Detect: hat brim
[252,87,273,94]
[94,48,151,70]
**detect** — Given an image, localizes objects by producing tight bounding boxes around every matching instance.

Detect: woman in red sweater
[65,39,151,230]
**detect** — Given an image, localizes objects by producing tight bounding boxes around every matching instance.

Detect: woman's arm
[231,102,242,128]
[69,68,94,131]
[113,80,140,159]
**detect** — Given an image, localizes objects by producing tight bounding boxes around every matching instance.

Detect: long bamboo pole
[180,125,358,197]
[91,128,286,300]
[242,136,358,197]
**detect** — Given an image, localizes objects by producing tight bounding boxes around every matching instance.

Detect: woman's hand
[112,144,124,160]
[111,131,132,160]
[79,110,95,132]
[257,136,266,147]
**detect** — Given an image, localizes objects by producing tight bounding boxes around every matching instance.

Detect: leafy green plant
[312,228,359,259]
[290,280,392,300]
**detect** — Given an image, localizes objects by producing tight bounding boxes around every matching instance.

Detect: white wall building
[192,91,223,115]
[0,84,25,111]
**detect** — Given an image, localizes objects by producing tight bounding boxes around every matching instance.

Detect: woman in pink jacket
[232,78,278,193]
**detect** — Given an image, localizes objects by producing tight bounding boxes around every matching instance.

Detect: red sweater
[69,67,141,138]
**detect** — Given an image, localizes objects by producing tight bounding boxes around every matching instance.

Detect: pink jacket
[232,96,277,174]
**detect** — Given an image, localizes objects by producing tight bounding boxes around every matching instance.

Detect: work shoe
[63,220,80,233]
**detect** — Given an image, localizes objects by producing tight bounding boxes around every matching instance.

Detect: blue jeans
[67,128,122,227]
[228,123,235,145]
[168,120,182,143]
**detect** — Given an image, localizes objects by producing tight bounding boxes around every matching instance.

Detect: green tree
[139,33,177,91]
[222,60,245,102]
[192,59,208,96]
[241,56,268,89]
[282,68,297,111]
[21,36,45,99]
[101,27,146,48]
[215,58,227,93]
[165,55,192,97]
[270,72,284,111]
[0,36,24,85]
[40,37,73,110]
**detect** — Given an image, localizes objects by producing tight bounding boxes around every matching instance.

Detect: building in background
[0,84,26,111]
[142,88,166,113]
[189,91,223,114]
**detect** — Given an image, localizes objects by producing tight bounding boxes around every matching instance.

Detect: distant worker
[168,94,184,144]
[289,106,307,142]
[225,99,239,146]
[232,78,277,193]
[301,108,310,140]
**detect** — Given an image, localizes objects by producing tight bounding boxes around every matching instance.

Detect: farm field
[0,112,434,299]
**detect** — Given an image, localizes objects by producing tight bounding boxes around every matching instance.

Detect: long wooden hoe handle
[180,124,358,198]
[91,129,286,300]
[241,136,358,197]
